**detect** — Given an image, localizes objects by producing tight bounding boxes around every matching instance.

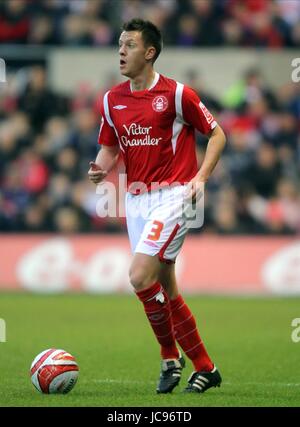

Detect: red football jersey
[98,73,217,193]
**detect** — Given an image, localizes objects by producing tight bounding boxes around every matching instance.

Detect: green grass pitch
[0,293,299,407]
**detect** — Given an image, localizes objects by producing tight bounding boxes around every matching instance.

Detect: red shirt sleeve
[182,85,217,135]
[97,98,118,146]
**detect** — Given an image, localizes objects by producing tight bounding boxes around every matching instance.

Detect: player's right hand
[88,161,107,184]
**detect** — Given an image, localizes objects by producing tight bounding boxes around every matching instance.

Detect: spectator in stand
[28,15,56,45]
[185,70,222,113]
[18,66,69,132]
[176,14,200,46]
[18,149,49,195]
[189,0,223,46]
[53,206,90,233]
[0,0,30,43]
[19,203,50,232]
[61,13,92,45]
[69,108,99,173]
[247,143,281,199]
[222,116,257,187]
[275,177,300,232]
[53,147,80,181]
[222,68,277,111]
[244,10,284,48]
[214,201,245,234]
[273,111,299,151]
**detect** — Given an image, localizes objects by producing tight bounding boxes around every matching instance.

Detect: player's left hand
[88,161,107,184]
[185,178,205,203]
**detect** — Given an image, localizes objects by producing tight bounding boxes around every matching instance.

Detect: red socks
[170,294,214,372]
[136,284,213,372]
[136,282,179,360]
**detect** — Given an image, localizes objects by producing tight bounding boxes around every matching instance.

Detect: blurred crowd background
[0,0,299,235]
[1,0,300,47]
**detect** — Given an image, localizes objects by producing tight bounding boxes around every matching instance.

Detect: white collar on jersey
[130,72,160,93]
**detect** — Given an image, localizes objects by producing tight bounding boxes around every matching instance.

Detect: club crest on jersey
[152,95,168,112]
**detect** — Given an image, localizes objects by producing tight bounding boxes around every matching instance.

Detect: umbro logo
[113,105,127,110]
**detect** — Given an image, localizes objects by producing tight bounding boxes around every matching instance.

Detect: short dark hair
[121,18,162,63]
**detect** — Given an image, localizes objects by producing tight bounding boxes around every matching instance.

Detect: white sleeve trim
[211,120,218,130]
[171,82,185,155]
[103,91,114,127]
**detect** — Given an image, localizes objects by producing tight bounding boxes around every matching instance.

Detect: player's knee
[129,268,147,290]
[129,268,157,291]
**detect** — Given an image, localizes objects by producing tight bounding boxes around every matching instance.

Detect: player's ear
[145,46,156,62]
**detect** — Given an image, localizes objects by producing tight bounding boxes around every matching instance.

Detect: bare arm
[88,145,120,184]
[196,124,226,182]
[189,124,226,198]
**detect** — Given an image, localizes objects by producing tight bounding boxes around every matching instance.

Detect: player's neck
[130,69,156,92]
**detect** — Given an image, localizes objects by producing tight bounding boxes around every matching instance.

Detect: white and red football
[30,348,79,394]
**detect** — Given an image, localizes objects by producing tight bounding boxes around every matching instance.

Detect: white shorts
[125,185,189,263]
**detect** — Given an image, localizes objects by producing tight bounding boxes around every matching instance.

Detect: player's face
[118,31,152,78]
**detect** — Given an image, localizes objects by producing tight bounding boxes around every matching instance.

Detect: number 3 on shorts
[147,220,164,241]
